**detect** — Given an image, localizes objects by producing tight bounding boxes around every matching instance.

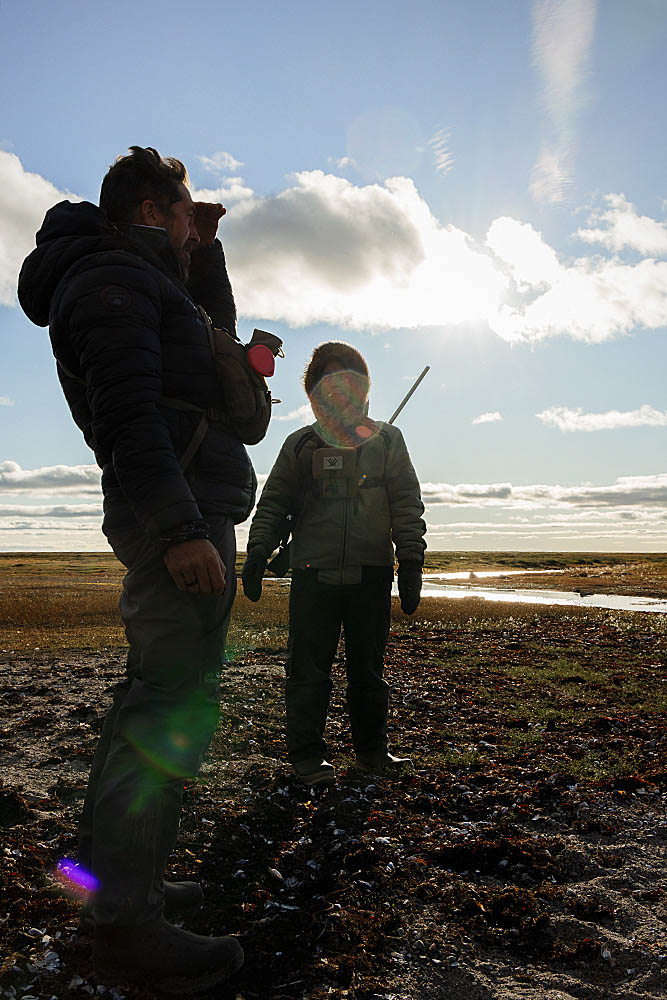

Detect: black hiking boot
[292,758,336,787]
[355,751,413,775]
[80,880,203,934]
[93,916,243,996]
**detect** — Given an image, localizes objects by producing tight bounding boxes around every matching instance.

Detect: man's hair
[304,341,370,397]
[99,146,189,225]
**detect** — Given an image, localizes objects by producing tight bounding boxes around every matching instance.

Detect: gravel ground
[1,584,666,999]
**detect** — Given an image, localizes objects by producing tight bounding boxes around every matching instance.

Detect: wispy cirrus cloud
[576,193,667,255]
[472,412,502,425]
[428,128,454,176]
[537,404,667,432]
[529,149,572,206]
[530,0,597,203]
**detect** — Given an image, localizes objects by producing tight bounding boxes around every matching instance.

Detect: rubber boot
[94,916,244,996]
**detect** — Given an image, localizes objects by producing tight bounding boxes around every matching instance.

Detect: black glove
[398,560,422,615]
[242,549,267,602]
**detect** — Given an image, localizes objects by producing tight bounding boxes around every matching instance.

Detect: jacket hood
[17,200,181,327]
[17,201,116,326]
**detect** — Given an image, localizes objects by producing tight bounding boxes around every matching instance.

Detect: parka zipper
[339,497,348,578]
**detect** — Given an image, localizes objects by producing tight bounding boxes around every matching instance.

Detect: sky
[1,0,666,553]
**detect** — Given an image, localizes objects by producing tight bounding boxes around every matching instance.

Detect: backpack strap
[159,397,228,471]
[294,426,321,459]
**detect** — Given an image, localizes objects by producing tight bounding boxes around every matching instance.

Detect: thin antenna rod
[388,365,430,424]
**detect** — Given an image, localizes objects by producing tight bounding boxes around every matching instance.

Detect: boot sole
[95,949,244,996]
[295,770,336,787]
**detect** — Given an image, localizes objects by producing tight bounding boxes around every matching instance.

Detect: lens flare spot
[55,858,99,897]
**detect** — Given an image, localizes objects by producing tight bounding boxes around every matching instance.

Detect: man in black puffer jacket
[18,147,251,993]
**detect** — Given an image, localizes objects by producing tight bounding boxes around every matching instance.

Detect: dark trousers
[285,568,392,764]
[79,517,236,925]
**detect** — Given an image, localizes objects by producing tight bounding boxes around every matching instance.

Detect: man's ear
[134,199,165,227]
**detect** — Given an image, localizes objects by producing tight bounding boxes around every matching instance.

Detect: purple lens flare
[56,858,99,893]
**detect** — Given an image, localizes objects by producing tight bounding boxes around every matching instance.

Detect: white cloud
[2,463,665,552]
[421,471,667,550]
[422,473,667,509]
[428,128,454,176]
[0,465,104,550]
[0,150,82,307]
[0,503,102,517]
[190,178,254,205]
[486,215,667,343]
[472,412,503,425]
[530,0,597,203]
[198,151,244,173]
[517,473,667,508]
[487,217,561,288]
[422,482,514,505]
[576,193,667,255]
[0,460,101,494]
[222,172,667,342]
[537,404,667,432]
[4,150,666,347]
[0,522,107,552]
[272,403,313,423]
[223,170,506,329]
[423,522,666,551]
[0,396,14,406]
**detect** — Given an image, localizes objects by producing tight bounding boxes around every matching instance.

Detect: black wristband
[160,520,211,549]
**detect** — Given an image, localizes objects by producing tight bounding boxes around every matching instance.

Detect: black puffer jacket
[18,200,256,540]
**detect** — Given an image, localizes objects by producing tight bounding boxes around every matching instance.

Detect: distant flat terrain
[1,550,666,654]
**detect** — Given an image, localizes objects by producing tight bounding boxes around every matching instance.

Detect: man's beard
[177,249,191,281]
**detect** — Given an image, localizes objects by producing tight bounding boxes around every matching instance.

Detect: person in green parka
[242,341,426,786]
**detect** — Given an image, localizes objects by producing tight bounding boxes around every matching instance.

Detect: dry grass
[1,551,666,654]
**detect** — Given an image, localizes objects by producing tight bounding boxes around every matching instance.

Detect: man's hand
[193,202,226,247]
[398,560,422,615]
[242,549,267,602]
[163,538,226,594]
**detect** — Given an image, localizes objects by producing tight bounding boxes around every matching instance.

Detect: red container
[247,343,275,377]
